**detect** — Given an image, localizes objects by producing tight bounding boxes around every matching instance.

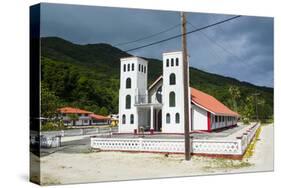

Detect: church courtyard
[34,123,273,185]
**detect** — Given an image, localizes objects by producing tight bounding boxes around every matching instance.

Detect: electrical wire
[186,19,245,62]
[114,23,181,46]
[124,15,241,52]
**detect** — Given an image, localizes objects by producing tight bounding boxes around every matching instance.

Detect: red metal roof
[191,87,239,116]
[89,113,111,120]
[149,76,239,116]
[58,107,111,120]
[58,107,92,114]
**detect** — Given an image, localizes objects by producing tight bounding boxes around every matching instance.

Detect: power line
[189,29,226,64]
[205,15,246,62]
[125,15,241,52]
[114,22,181,46]
[186,19,245,62]
[185,21,226,63]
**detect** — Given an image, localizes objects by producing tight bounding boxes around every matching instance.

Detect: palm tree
[228,86,241,112]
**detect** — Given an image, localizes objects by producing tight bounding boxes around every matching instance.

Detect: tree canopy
[40,37,273,121]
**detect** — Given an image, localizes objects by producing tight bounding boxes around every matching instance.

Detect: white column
[150,106,154,130]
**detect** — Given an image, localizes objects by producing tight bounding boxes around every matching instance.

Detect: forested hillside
[41,37,273,120]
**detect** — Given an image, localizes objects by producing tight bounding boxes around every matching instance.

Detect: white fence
[239,123,260,154]
[91,138,184,153]
[30,127,118,149]
[192,140,241,155]
[91,137,241,155]
[91,124,260,157]
[40,136,61,148]
[42,127,118,137]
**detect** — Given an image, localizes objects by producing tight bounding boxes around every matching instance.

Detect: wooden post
[181,12,191,160]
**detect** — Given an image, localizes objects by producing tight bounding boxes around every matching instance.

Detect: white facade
[191,105,208,131]
[118,57,148,133]
[210,114,238,130]
[162,52,185,133]
[118,52,238,134]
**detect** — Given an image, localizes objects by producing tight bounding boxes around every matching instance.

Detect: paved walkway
[193,122,257,140]
[226,122,257,139]
[95,123,256,140]
[247,123,274,171]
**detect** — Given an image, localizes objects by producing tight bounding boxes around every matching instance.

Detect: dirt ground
[35,123,273,185]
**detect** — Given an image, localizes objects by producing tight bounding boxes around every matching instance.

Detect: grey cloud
[40,3,273,87]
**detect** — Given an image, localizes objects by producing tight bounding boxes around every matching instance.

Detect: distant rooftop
[58,107,92,114]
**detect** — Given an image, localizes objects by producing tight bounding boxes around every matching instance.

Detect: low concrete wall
[91,123,260,158]
[42,127,118,137]
[238,123,260,155]
[33,127,118,149]
[40,136,61,148]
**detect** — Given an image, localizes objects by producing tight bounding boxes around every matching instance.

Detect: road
[247,123,274,172]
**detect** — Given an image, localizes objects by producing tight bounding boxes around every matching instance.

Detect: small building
[58,107,92,126]
[89,113,111,125]
[58,107,110,126]
[108,114,119,126]
[118,51,239,133]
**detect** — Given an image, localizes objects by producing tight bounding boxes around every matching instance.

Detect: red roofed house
[89,113,111,125]
[58,107,110,126]
[118,52,239,133]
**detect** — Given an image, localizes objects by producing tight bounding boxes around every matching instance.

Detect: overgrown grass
[243,126,262,159]
[41,121,65,131]
[199,124,264,171]
[203,158,252,171]
[187,156,252,171]
[261,120,274,127]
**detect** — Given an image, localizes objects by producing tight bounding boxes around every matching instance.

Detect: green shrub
[41,121,65,131]
[242,117,250,124]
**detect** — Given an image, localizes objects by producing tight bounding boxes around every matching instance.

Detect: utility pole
[181,12,191,160]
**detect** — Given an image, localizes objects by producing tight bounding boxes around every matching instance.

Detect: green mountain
[41,37,273,119]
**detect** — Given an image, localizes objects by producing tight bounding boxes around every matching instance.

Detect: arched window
[126,78,131,88]
[176,58,179,66]
[127,64,130,71]
[171,58,174,66]
[122,114,126,124]
[156,86,162,103]
[166,113,170,124]
[175,113,180,123]
[141,65,144,72]
[166,59,169,67]
[130,114,134,124]
[169,73,176,85]
[169,92,176,107]
[132,63,134,71]
[125,95,131,109]
[144,66,146,73]
[123,64,126,72]
[139,64,141,71]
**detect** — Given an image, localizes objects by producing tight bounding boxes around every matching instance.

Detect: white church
[118,51,239,134]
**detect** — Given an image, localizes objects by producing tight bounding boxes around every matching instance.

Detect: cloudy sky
[40,3,273,87]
